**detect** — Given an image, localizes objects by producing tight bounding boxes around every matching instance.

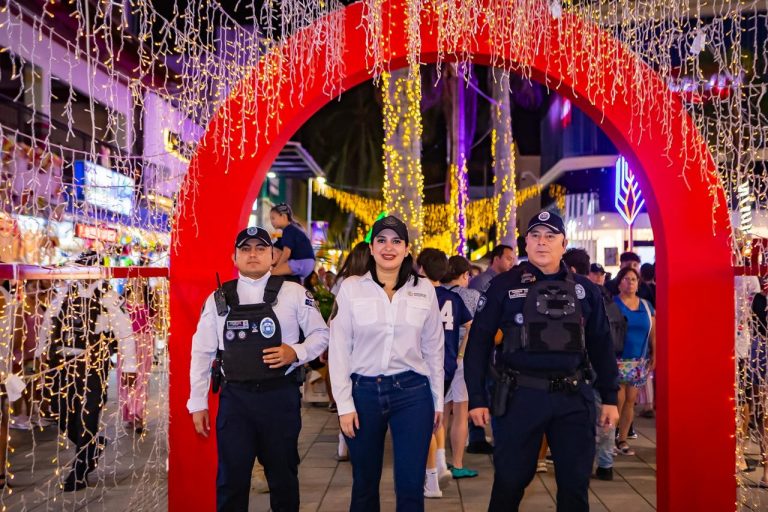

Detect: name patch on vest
[508,288,528,300]
[408,291,428,299]
[260,318,277,338]
[226,320,250,330]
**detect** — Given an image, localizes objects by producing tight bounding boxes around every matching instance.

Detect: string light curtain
[1,0,767,508]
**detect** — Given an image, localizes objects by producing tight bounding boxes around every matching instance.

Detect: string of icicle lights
[0,0,767,508]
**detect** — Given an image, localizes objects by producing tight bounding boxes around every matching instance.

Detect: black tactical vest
[502,268,586,354]
[220,276,287,382]
[50,284,114,354]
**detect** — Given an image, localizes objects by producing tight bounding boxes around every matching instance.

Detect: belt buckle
[549,377,565,393]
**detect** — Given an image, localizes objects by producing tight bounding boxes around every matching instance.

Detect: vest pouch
[222,303,284,382]
[522,280,585,353]
[501,325,524,355]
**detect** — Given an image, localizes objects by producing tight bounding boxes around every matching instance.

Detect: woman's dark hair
[441,255,471,283]
[615,266,641,292]
[335,242,370,285]
[369,253,419,290]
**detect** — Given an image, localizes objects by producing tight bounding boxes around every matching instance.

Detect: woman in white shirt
[329,215,444,512]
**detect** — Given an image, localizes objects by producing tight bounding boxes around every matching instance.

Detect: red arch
[169,2,733,510]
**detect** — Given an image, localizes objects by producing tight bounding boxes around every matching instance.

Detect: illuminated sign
[614,156,645,226]
[737,182,753,234]
[75,223,118,243]
[74,161,135,216]
[163,129,197,163]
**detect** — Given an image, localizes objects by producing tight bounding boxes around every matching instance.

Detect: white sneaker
[424,484,443,499]
[10,415,31,430]
[438,468,452,489]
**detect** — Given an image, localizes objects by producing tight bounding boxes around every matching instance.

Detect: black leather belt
[225,377,296,392]
[512,369,586,393]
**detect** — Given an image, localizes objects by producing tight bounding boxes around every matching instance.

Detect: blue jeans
[594,390,615,469]
[345,371,434,512]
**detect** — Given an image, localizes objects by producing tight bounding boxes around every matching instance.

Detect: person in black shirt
[464,211,619,512]
[270,203,316,282]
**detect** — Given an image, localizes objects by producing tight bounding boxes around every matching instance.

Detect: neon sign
[614,156,644,226]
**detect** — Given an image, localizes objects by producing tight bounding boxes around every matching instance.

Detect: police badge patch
[515,313,524,325]
[225,330,235,341]
[260,317,277,338]
[508,288,527,300]
[237,331,247,340]
[575,284,586,300]
[477,295,488,312]
[247,226,258,235]
[538,211,551,221]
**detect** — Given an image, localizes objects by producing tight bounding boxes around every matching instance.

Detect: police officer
[43,250,137,492]
[464,211,619,512]
[188,227,330,512]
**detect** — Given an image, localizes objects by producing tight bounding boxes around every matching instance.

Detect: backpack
[601,287,627,355]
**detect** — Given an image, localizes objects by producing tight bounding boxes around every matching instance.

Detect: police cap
[370,215,409,245]
[235,226,273,249]
[526,210,566,236]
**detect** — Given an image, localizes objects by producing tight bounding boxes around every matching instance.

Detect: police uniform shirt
[187,272,330,413]
[328,272,445,416]
[464,262,619,409]
[37,280,137,371]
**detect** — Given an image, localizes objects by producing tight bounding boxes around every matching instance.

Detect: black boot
[62,470,88,492]
[595,466,613,481]
[466,440,494,454]
[86,436,108,474]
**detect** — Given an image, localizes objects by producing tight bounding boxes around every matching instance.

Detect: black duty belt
[512,369,587,393]
[225,377,296,393]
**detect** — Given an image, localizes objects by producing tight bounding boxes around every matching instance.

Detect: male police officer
[188,227,329,512]
[464,211,619,512]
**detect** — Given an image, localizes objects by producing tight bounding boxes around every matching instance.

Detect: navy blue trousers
[345,371,434,512]
[216,382,302,512]
[490,383,596,512]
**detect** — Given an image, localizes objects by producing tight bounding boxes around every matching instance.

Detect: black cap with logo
[370,215,409,245]
[235,227,273,249]
[590,263,606,274]
[526,210,566,236]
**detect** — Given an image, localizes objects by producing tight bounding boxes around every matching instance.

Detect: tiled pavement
[252,404,658,512]
[0,375,670,511]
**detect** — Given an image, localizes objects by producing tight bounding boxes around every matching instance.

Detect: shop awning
[269,141,324,179]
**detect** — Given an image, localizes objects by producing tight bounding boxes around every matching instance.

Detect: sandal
[616,440,635,456]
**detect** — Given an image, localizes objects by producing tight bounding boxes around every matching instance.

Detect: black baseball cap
[235,227,272,249]
[590,263,606,274]
[370,215,409,245]
[526,210,566,235]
